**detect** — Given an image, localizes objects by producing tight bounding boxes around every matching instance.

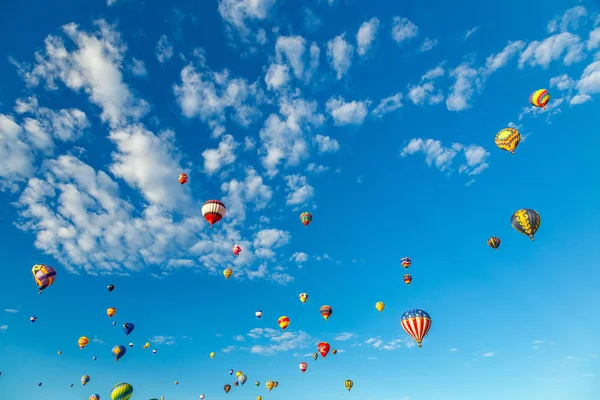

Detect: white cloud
[265,63,290,91]
[365,336,415,350]
[547,6,588,34]
[290,252,308,264]
[4,309,19,314]
[419,38,438,52]
[314,134,339,153]
[246,329,312,356]
[326,96,370,125]
[306,163,329,173]
[155,35,173,63]
[275,36,307,79]
[0,325,7,332]
[150,335,176,345]
[482,351,496,357]
[485,41,526,73]
[372,93,403,117]
[550,73,576,91]
[334,332,356,341]
[218,0,275,44]
[222,345,236,353]
[285,175,314,205]
[391,17,419,44]
[518,32,585,69]
[202,134,239,175]
[233,334,246,342]
[571,60,600,104]
[130,58,147,77]
[356,18,380,56]
[401,138,489,177]
[449,348,458,352]
[464,26,480,40]
[445,63,483,111]
[0,115,36,188]
[326,33,354,79]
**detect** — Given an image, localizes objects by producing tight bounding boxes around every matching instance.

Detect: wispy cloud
[334,332,356,341]
[0,325,7,332]
[150,335,176,345]
[4,308,19,314]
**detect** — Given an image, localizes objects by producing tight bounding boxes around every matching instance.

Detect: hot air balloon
[238,374,247,385]
[344,380,354,391]
[210,352,215,359]
[107,308,116,318]
[30,316,36,323]
[235,371,242,378]
[110,382,133,400]
[257,397,262,400]
[320,305,332,321]
[400,257,411,269]
[70,383,73,387]
[92,356,97,361]
[317,342,330,358]
[202,200,226,228]
[224,384,231,394]
[403,274,412,285]
[255,381,260,387]
[57,351,62,355]
[312,352,318,361]
[174,381,179,385]
[112,345,126,362]
[112,321,116,326]
[128,343,133,348]
[89,394,100,400]
[375,302,385,312]
[274,381,279,387]
[299,293,308,303]
[495,127,521,154]
[266,381,275,392]
[178,173,189,185]
[232,244,241,256]
[332,349,338,355]
[78,337,89,350]
[488,236,501,249]
[152,349,157,354]
[299,362,308,373]
[400,309,432,348]
[144,342,150,349]
[511,209,541,241]
[200,395,205,400]
[530,89,550,108]
[223,268,233,279]
[278,316,290,330]
[229,369,234,375]
[32,264,56,294]
[107,285,115,292]
[300,212,312,226]
[123,323,135,336]
[81,375,90,386]
[255,310,263,318]
[39,383,43,387]
[233,381,239,387]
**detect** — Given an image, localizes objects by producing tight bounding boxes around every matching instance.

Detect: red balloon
[178,173,188,185]
[232,244,241,256]
[317,342,330,358]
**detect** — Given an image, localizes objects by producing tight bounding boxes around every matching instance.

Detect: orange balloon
[278,316,290,330]
[107,307,116,318]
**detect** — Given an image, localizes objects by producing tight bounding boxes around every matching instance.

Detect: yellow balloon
[344,379,353,391]
[375,302,385,312]
[223,268,233,279]
[257,397,262,400]
[495,128,521,154]
[235,371,243,378]
[210,352,215,359]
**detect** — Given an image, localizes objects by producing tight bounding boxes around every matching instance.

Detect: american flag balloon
[400,309,431,348]
[400,257,411,269]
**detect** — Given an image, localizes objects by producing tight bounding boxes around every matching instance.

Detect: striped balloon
[299,212,312,226]
[89,394,100,400]
[31,264,56,293]
[201,200,226,228]
[529,89,550,108]
[400,309,432,348]
[110,382,133,400]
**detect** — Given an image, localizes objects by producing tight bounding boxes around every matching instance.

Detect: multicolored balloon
[78,337,89,349]
[112,345,126,362]
[511,209,541,240]
[344,380,354,391]
[299,293,308,303]
[107,308,116,318]
[81,375,90,386]
[255,381,260,387]
[488,236,501,249]
[30,316,36,323]
[400,309,432,348]
[233,381,238,387]
[255,310,263,318]
[229,369,234,375]
[403,274,412,285]
[278,316,290,330]
[317,342,330,358]
[178,173,189,185]
[495,128,521,154]
[375,302,385,312]
[232,244,241,256]
[400,257,411,269]
[530,89,550,108]
[320,305,332,321]
[32,264,56,294]
[300,212,312,227]
[107,285,115,292]
[266,381,275,391]
[89,394,100,400]
[332,349,338,355]
[223,384,231,393]
[312,352,318,361]
[223,268,233,279]
[202,200,226,228]
[299,362,308,373]
[110,382,133,400]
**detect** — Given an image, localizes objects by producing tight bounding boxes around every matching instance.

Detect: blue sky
[1,0,600,399]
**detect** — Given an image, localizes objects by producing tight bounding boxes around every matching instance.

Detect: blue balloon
[123,323,135,336]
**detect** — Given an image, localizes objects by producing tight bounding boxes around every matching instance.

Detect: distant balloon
[299,293,308,303]
[495,128,521,154]
[200,395,205,400]
[312,352,318,361]
[110,382,133,400]
[112,345,126,362]
[488,236,501,250]
[332,349,338,355]
[400,309,432,348]
[530,89,550,108]
[299,362,308,373]
[320,305,332,321]
[266,381,275,392]
[128,343,133,348]
[511,209,541,241]
[81,375,90,386]
[57,351,62,355]
[32,264,56,294]
[234,381,239,387]
[92,356,97,361]
[144,342,150,349]
[344,380,354,391]
[152,349,157,354]
[112,321,116,326]
[257,396,262,400]
[400,257,411,269]
[255,310,263,318]
[229,369,234,375]
[223,268,233,279]
[255,381,260,387]
[202,200,226,228]
[403,274,412,285]
[375,302,385,312]
[107,285,115,292]
[123,323,135,336]
[210,352,215,359]
[235,371,242,378]
[178,173,189,185]
[30,316,36,323]
[238,374,247,385]
[39,383,42,387]
[174,381,179,385]
[223,384,231,394]
[89,395,100,400]
[278,316,290,330]
[317,342,330,358]
[78,337,89,350]
[107,308,116,318]
[300,212,312,226]
[232,244,241,256]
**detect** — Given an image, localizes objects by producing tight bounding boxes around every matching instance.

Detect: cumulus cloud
[326,96,370,125]
[285,174,314,205]
[391,17,418,44]
[155,35,173,63]
[218,0,275,46]
[356,18,380,56]
[202,134,239,175]
[326,33,354,79]
[419,38,438,52]
[372,93,403,117]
